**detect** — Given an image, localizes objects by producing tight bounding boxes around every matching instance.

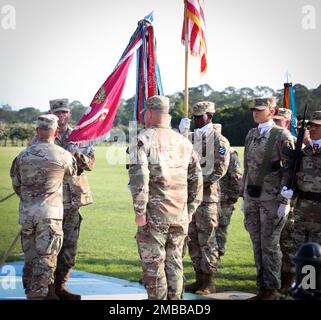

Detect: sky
[0,0,320,110]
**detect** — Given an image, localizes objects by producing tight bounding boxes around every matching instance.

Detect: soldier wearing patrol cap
[289,111,321,262]
[128,95,203,299]
[179,101,230,295]
[46,98,95,300]
[241,97,295,300]
[10,114,76,300]
[273,108,292,128]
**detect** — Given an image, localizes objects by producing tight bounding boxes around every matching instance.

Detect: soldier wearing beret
[128,95,203,300]
[241,97,295,300]
[179,101,230,295]
[10,115,76,299]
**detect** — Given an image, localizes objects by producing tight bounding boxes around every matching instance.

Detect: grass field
[0,146,257,293]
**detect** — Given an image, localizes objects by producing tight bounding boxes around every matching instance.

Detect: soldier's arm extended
[9,157,21,196]
[187,150,203,216]
[277,130,295,204]
[63,152,78,177]
[204,135,230,185]
[240,130,252,197]
[128,139,150,217]
[74,147,95,172]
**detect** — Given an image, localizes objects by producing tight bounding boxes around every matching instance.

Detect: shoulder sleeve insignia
[218,146,226,155]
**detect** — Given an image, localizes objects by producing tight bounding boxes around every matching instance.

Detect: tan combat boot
[185,271,203,293]
[55,270,81,300]
[196,273,216,295]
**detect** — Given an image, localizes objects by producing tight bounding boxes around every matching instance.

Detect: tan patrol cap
[145,95,169,112]
[251,97,277,110]
[308,111,321,125]
[213,123,222,133]
[192,101,215,116]
[274,108,292,120]
[49,98,70,112]
[37,114,59,130]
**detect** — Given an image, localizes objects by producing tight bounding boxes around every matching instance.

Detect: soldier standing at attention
[128,95,203,300]
[273,108,296,293]
[241,97,295,300]
[10,115,76,300]
[179,102,230,294]
[49,99,95,300]
[291,111,321,253]
[213,124,243,258]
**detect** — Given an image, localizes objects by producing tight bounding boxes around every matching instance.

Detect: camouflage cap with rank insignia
[49,98,70,112]
[37,114,59,130]
[274,108,292,120]
[145,95,170,112]
[308,111,321,125]
[250,97,277,110]
[192,101,215,116]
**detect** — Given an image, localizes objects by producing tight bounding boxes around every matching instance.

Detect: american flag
[182,0,208,75]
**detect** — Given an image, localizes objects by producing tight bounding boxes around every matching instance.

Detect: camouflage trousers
[216,202,235,256]
[188,202,220,275]
[136,222,187,300]
[293,199,321,254]
[280,210,295,273]
[244,198,287,290]
[55,208,82,284]
[21,218,63,299]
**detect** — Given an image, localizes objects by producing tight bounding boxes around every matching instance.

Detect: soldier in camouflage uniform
[213,124,243,257]
[292,111,321,253]
[48,99,95,300]
[179,102,230,294]
[10,115,76,300]
[241,97,295,300]
[128,95,203,300]
[273,108,296,293]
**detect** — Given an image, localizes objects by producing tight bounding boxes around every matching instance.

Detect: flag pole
[184,1,189,118]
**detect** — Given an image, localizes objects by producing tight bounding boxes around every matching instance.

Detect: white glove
[280,186,294,200]
[179,118,191,133]
[277,204,291,219]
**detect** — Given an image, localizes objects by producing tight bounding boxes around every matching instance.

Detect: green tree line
[1,83,320,146]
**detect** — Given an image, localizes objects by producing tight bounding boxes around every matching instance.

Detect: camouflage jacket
[55,125,95,210]
[10,141,77,224]
[190,124,230,203]
[220,148,243,204]
[128,125,203,226]
[241,124,295,203]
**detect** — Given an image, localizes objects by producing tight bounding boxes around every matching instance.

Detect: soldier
[291,111,321,253]
[213,124,243,258]
[128,95,203,300]
[179,102,230,294]
[49,99,95,300]
[10,115,76,300]
[273,108,296,292]
[241,97,295,300]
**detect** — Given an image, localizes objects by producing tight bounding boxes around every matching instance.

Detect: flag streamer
[283,82,297,137]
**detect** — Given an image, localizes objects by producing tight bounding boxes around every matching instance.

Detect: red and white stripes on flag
[182,0,208,75]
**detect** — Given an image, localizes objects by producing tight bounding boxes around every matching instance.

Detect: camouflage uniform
[187,103,230,279]
[241,98,295,293]
[293,111,321,253]
[10,115,76,300]
[216,148,242,256]
[128,96,203,300]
